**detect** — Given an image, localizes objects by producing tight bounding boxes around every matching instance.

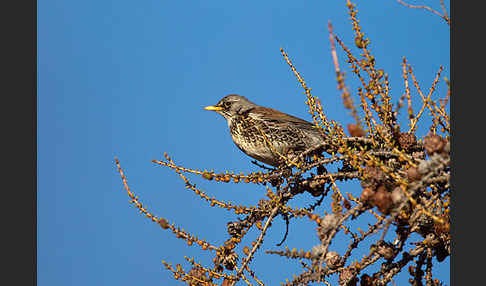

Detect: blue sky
[38,0,449,285]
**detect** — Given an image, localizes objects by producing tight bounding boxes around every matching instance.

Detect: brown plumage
[204,94,325,167]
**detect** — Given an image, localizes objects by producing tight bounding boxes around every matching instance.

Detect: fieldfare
[204,94,325,167]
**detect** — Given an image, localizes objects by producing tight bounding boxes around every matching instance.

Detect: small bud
[377,69,385,79]
[223,174,231,183]
[304,251,312,259]
[201,171,213,180]
[355,37,365,49]
[255,221,263,231]
[369,55,375,64]
[243,246,250,256]
[159,218,169,229]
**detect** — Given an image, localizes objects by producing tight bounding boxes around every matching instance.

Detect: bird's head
[204,94,258,119]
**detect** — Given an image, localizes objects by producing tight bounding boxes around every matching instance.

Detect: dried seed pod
[376,242,396,260]
[347,123,366,137]
[414,213,435,237]
[408,265,416,276]
[442,141,450,154]
[317,214,338,241]
[311,244,325,259]
[361,166,385,189]
[435,242,449,262]
[317,165,327,175]
[433,216,450,235]
[257,199,270,209]
[412,151,426,160]
[391,187,406,206]
[308,180,325,197]
[360,274,373,286]
[268,174,283,187]
[325,251,344,270]
[227,221,243,238]
[397,132,417,152]
[343,198,351,210]
[218,247,238,271]
[360,188,375,203]
[423,134,446,155]
[339,267,358,286]
[406,167,421,182]
[373,185,392,215]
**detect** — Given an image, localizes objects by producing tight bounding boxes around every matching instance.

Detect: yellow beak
[204,105,223,111]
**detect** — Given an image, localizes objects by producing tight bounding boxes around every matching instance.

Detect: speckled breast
[227,116,308,166]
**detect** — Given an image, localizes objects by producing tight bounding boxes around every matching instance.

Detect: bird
[204,94,325,167]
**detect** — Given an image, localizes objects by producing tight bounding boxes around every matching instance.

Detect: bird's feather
[247,106,318,131]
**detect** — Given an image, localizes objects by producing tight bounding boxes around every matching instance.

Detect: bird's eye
[223,101,231,108]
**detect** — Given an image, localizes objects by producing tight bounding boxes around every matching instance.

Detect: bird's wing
[247,106,318,131]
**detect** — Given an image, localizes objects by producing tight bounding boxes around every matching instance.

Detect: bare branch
[397,0,450,24]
